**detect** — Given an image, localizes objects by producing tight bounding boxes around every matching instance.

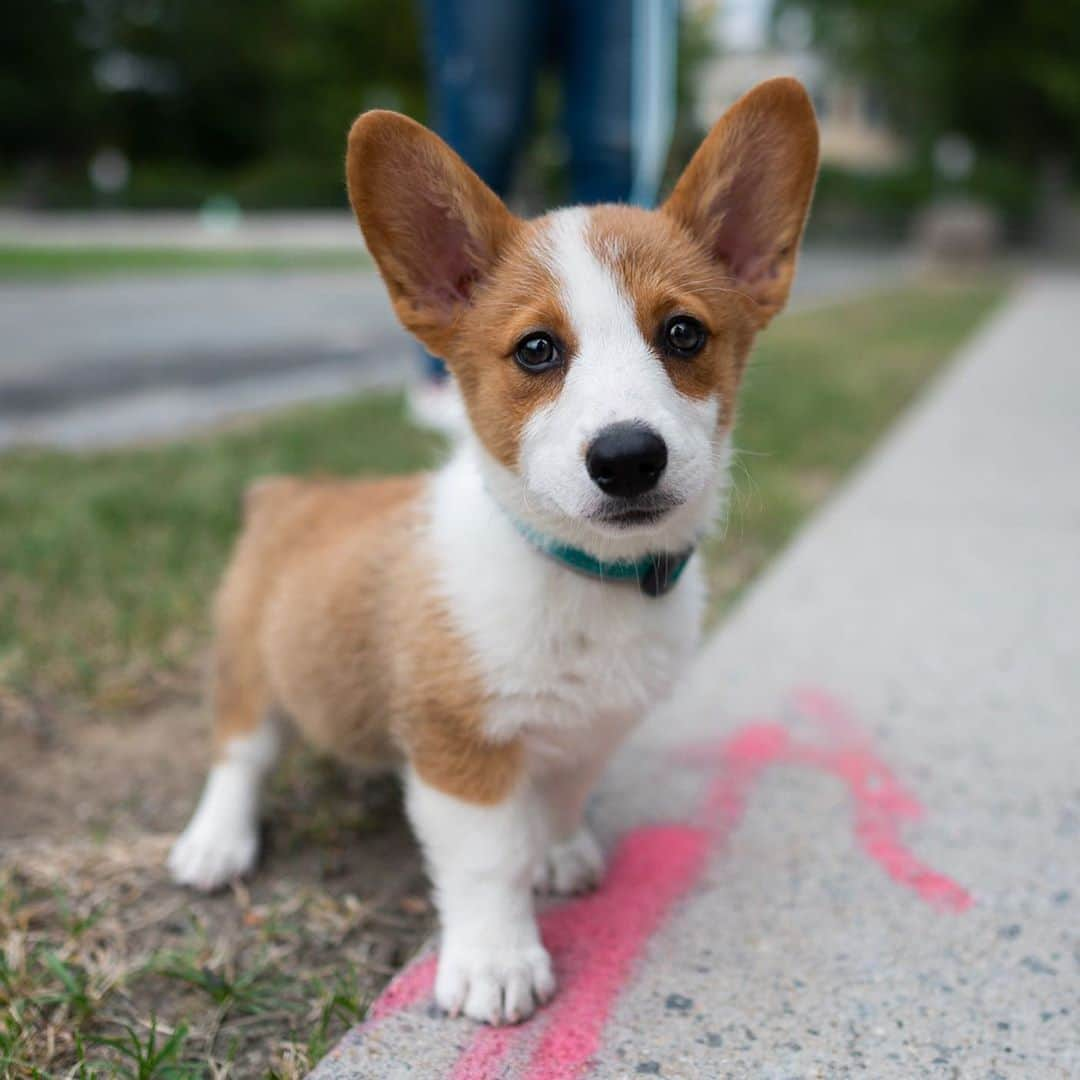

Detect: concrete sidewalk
[311,274,1080,1079]
[0,209,361,250]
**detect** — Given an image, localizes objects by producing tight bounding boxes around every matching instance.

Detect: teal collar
[509,517,693,598]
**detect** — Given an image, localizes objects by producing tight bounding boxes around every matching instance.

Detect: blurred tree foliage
[0,0,103,161]
[784,0,1080,169]
[1,0,426,206]
[3,0,707,210]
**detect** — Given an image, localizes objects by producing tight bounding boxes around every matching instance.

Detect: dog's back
[213,474,424,764]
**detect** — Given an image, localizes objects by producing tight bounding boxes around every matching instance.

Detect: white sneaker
[407,378,467,439]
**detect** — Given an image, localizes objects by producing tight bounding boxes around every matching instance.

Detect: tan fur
[445,220,578,469]
[663,77,819,328]
[347,118,580,470]
[346,111,518,361]
[211,475,520,803]
[203,79,817,812]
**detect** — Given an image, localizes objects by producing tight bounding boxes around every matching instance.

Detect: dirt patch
[0,693,432,1077]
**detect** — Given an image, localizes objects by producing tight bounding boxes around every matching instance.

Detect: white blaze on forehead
[538,208,673,425]
[543,208,642,354]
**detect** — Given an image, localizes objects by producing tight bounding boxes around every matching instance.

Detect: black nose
[586,422,668,498]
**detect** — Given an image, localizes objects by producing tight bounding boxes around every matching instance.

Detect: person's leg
[423,0,544,194]
[628,0,680,206]
[413,0,545,428]
[560,0,678,207]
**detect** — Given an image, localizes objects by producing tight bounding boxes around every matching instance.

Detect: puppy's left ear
[346,111,518,357]
[663,78,819,328]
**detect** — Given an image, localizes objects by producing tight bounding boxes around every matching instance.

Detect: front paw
[436,940,555,1025]
[168,813,258,892]
[533,827,604,896]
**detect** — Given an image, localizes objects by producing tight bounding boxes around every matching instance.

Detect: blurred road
[0,247,912,450]
[0,209,361,250]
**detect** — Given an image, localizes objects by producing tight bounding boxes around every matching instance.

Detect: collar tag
[640,550,690,597]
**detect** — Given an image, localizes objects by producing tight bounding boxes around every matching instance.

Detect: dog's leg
[532,764,605,896]
[169,644,278,891]
[406,767,555,1025]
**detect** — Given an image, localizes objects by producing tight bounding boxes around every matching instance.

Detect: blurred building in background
[694,0,903,171]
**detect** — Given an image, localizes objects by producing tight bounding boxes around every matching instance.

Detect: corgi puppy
[169,78,819,1025]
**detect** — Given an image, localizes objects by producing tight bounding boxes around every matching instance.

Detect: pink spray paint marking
[689,720,972,914]
[368,954,437,1022]
[450,826,709,1080]
[362,689,972,1080]
[518,825,709,1080]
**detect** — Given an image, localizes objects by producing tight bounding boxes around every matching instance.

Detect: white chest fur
[426,445,706,773]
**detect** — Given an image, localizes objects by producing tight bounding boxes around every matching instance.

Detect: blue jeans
[419,0,678,379]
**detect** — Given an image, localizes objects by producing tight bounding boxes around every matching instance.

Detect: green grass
[0,861,382,1078]
[0,246,369,279]
[0,395,444,707]
[84,1019,196,1080]
[0,279,1004,712]
[151,952,286,1016]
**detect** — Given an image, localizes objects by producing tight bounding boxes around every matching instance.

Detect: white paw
[533,828,604,896]
[435,941,555,1025]
[168,812,259,892]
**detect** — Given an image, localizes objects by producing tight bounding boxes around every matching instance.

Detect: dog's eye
[662,316,707,358]
[514,332,561,373]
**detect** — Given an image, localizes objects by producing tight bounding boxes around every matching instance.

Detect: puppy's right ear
[346,111,518,358]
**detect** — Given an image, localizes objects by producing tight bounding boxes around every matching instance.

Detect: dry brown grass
[1,712,433,1078]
